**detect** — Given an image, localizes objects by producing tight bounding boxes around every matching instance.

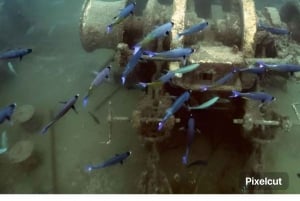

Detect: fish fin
[107,25,113,34]
[290,72,294,76]
[143,50,155,57]
[5,116,11,121]
[59,101,67,104]
[19,56,23,61]
[71,105,78,114]
[182,56,187,66]
[82,96,89,107]
[120,160,123,165]
[230,90,240,98]
[7,62,17,75]
[130,11,134,15]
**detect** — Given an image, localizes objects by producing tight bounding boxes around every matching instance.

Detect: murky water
[0,0,299,194]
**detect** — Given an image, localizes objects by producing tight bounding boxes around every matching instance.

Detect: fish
[0,131,8,154]
[0,103,17,124]
[264,63,300,76]
[121,48,143,85]
[143,47,195,65]
[236,64,267,75]
[137,71,175,89]
[0,48,32,61]
[133,21,174,54]
[188,96,219,110]
[88,111,100,124]
[182,115,196,165]
[137,64,200,89]
[230,90,275,103]
[172,63,200,74]
[40,94,79,134]
[7,62,17,75]
[83,65,111,107]
[200,69,237,91]
[85,151,131,172]
[158,91,190,131]
[176,21,209,39]
[258,23,291,35]
[107,2,136,33]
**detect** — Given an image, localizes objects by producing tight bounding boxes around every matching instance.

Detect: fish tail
[133,45,141,55]
[84,165,94,173]
[0,131,8,154]
[199,85,209,92]
[158,121,165,131]
[230,90,240,98]
[182,154,188,165]
[136,82,148,89]
[121,76,126,85]
[106,24,113,34]
[143,50,155,57]
[8,62,17,75]
[175,33,182,40]
[82,95,89,107]
[40,121,54,135]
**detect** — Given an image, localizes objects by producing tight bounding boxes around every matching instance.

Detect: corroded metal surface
[240,0,257,57]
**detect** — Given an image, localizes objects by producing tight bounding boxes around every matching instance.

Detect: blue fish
[0,103,17,124]
[182,115,196,165]
[137,70,175,89]
[40,94,79,134]
[258,23,291,35]
[158,91,190,131]
[83,65,111,107]
[107,2,136,33]
[0,131,8,154]
[230,90,275,103]
[143,47,195,65]
[200,69,237,91]
[121,48,143,85]
[265,63,300,76]
[133,22,174,54]
[236,64,267,75]
[85,151,131,172]
[176,21,209,39]
[0,48,32,61]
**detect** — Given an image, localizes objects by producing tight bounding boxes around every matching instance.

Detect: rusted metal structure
[80,0,294,193]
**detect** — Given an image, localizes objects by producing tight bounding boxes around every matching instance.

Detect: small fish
[200,69,237,91]
[182,114,196,165]
[40,94,79,134]
[85,151,131,172]
[236,64,267,75]
[158,91,190,131]
[258,23,291,35]
[143,48,195,65]
[133,21,174,54]
[230,90,275,103]
[83,65,111,107]
[7,62,17,75]
[107,2,136,33]
[0,48,32,61]
[137,71,175,89]
[0,103,17,124]
[0,131,8,154]
[121,48,143,85]
[172,63,200,74]
[176,21,209,39]
[265,63,300,76]
[188,96,219,110]
[88,111,100,124]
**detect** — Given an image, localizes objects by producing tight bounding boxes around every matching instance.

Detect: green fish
[188,96,219,110]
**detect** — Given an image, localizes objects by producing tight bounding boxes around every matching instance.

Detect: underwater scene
[0,0,300,194]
